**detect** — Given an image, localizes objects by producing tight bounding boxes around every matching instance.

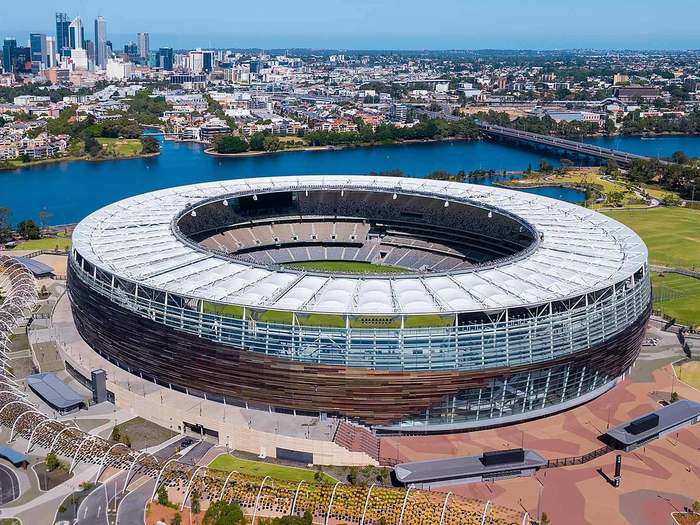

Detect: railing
[478,122,660,164]
[545,445,613,468]
[69,253,652,373]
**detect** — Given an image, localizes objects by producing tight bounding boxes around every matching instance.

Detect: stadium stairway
[332,420,380,462]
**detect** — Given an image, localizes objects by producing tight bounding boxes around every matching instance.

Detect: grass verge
[208,453,337,484]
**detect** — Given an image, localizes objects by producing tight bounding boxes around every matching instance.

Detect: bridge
[477,121,663,166]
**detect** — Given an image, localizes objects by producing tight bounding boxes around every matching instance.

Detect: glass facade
[71,250,650,373]
[70,249,650,429]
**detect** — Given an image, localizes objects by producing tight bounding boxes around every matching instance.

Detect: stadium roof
[27,372,85,411]
[72,176,648,315]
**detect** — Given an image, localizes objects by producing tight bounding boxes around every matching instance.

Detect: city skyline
[1,0,699,50]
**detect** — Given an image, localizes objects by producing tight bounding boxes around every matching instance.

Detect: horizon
[1,0,699,51]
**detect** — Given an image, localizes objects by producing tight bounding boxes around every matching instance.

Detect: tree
[141,136,160,154]
[214,135,249,154]
[263,135,281,152]
[38,210,52,228]
[347,466,358,485]
[692,500,700,514]
[538,159,553,173]
[46,451,61,472]
[84,135,102,157]
[17,219,41,240]
[172,513,182,525]
[190,487,201,515]
[670,391,679,403]
[671,151,689,165]
[203,501,245,525]
[541,512,551,525]
[248,132,266,151]
[0,207,13,243]
[157,485,169,506]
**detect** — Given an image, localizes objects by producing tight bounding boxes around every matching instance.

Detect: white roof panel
[72,175,648,315]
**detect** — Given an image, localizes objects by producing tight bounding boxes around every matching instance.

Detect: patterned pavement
[380,330,700,525]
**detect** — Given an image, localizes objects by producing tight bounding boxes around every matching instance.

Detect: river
[2,134,698,225]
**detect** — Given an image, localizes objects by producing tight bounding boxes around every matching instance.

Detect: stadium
[67,175,651,434]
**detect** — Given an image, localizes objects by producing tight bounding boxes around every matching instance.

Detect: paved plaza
[380,322,700,525]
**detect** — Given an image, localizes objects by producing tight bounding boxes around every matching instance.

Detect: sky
[1,0,698,51]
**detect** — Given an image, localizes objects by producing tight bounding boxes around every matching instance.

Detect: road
[0,463,20,504]
[78,438,215,525]
[117,439,213,525]
[77,437,193,525]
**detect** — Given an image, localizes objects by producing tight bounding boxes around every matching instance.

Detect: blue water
[2,133,698,225]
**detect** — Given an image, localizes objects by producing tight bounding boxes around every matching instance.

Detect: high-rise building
[30,33,47,72]
[137,32,149,61]
[68,17,85,50]
[45,36,56,68]
[123,42,138,61]
[203,50,214,72]
[55,12,70,57]
[86,39,95,64]
[94,16,107,68]
[2,38,17,73]
[157,47,173,71]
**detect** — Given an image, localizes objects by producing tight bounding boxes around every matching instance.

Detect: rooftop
[71,175,648,315]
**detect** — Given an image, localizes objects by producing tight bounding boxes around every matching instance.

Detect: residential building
[106,58,133,80]
[70,48,88,70]
[613,73,629,85]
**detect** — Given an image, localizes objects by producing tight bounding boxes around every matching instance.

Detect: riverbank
[0,149,160,171]
[498,167,679,209]
[203,135,479,158]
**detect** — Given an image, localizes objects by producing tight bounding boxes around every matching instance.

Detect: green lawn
[652,272,700,328]
[208,453,337,483]
[674,361,700,390]
[281,260,410,274]
[603,207,700,270]
[15,236,71,251]
[96,138,143,157]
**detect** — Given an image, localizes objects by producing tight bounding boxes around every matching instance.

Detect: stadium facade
[67,175,651,433]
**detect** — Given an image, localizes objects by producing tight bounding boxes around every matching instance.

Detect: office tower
[86,39,95,64]
[137,32,149,60]
[94,16,107,68]
[123,41,138,61]
[157,47,173,70]
[45,36,56,67]
[68,17,85,50]
[189,50,203,73]
[30,33,47,72]
[203,50,213,72]
[2,38,17,73]
[55,12,70,57]
[9,45,31,74]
